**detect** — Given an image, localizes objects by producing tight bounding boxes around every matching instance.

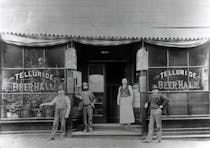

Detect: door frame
[87,61,132,123]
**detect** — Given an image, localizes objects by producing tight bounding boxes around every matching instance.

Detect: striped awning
[0,0,210,39]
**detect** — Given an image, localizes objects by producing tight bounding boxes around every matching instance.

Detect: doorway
[106,62,125,123]
[76,41,140,123]
[87,62,126,123]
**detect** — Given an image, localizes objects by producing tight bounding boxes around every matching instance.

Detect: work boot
[141,140,151,143]
[48,137,55,141]
[89,128,93,133]
[83,129,88,132]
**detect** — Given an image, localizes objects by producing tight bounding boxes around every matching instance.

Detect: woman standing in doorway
[117,78,135,125]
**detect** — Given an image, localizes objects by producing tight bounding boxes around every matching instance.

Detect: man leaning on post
[40,89,71,140]
[142,85,168,143]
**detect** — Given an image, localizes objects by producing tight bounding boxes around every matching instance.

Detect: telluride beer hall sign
[4,70,58,92]
[154,69,208,90]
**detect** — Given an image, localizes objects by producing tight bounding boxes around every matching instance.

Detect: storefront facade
[1,0,210,131]
[0,37,210,131]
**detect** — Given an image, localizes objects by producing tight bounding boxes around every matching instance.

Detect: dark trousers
[51,108,66,138]
[146,108,162,142]
[82,105,93,130]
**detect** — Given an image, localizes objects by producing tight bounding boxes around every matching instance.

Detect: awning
[0,0,210,39]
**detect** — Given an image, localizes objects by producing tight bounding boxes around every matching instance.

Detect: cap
[151,85,159,90]
[82,82,88,86]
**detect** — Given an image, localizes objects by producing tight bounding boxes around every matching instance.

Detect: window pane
[23,94,56,118]
[169,48,187,66]
[45,69,65,92]
[22,69,64,93]
[2,69,24,93]
[2,45,23,68]
[24,48,45,68]
[189,67,208,90]
[168,93,188,115]
[168,68,188,91]
[189,93,209,115]
[148,44,167,67]
[148,68,167,91]
[189,45,209,66]
[2,94,23,118]
[23,69,45,93]
[46,45,65,68]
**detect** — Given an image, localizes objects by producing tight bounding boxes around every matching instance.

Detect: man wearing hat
[76,82,96,132]
[142,85,168,143]
[40,89,71,140]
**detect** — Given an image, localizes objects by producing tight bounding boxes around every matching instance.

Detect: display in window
[189,45,209,66]
[2,94,23,118]
[189,68,208,90]
[24,48,45,68]
[46,45,65,68]
[23,94,56,118]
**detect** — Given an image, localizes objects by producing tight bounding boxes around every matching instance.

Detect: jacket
[146,93,169,116]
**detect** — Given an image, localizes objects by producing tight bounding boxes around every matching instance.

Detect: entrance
[76,42,139,123]
[87,62,126,123]
[106,62,125,123]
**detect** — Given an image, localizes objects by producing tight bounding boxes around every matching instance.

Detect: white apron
[120,96,135,124]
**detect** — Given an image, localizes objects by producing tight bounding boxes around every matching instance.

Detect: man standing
[142,85,168,143]
[76,82,96,132]
[40,89,71,140]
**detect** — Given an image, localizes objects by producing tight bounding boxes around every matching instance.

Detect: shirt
[79,91,95,105]
[51,95,70,109]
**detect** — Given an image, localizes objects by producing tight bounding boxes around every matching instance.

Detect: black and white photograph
[0,0,210,148]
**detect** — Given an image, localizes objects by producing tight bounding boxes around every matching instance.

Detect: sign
[136,47,148,71]
[65,47,77,70]
[3,70,58,92]
[153,68,208,90]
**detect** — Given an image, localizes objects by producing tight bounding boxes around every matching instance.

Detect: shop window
[45,45,65,68]
[45,69,65,92]
[168,68,188,91]
[23,94,56,118]
[189,68,208,90]
[2,45,23,68]
[1,94,57,119]
[24,48,45,68]
[189,46,209,66]
[1,94,23,118]
[168,93,188,115]
[148,45,167,67]
[189,93,209,115]
[148,68,167,91]
[2,69,24,93]
[169,48,187,66]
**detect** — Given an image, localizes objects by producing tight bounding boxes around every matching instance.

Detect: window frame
[147,44,210,116]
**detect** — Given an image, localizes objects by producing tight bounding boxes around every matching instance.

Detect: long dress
[119,86,135,124]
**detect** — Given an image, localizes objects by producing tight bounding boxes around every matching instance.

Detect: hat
[151,85,159,90]
[82,82,88,86]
